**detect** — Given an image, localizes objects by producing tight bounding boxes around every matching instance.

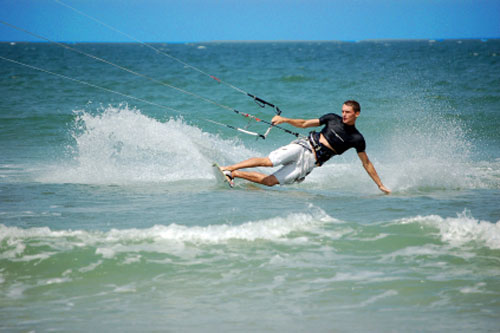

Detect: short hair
[343,100,361,113]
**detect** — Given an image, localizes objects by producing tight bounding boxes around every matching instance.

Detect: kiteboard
[212,162,234,188]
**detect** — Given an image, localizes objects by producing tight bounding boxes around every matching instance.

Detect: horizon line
[1,37,499,44]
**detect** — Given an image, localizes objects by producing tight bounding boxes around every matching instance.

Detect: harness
[308,131,337,166]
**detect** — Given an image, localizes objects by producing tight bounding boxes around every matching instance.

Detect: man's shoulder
[319,113,341,123]
[321,113,340,118]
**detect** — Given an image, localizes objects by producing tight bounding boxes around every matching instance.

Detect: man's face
[342,104,359,125]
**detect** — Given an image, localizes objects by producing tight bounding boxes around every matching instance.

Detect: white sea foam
[398,210,500,249]
[78,260,103,273]
[460,282,487,294]
[380,243,458,264]
[311,271,392,284]
[337,290,399,309]
[358,290,398,307]
[6,283,29,299]
[44,277,72,285]
[0,208,337,261]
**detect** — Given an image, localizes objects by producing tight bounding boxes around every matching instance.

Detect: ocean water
[1,40,499,332]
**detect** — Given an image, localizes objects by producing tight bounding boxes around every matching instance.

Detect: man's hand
[378,184,391,195]
[357,152,391,195]
[271,115,285,125]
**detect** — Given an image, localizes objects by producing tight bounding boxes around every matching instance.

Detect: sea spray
[38,105,258,184]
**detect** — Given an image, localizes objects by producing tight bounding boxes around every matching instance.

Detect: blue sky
[1,0,499,42]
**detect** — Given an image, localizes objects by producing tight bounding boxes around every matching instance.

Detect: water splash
[38,105,256,184]
[383,109,476,191]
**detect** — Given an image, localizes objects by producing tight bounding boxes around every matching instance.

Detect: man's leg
[222,157,279,187]
[222,157,273,171]
[232,170,279,186]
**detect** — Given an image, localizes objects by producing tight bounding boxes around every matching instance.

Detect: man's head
[342,100,361,125]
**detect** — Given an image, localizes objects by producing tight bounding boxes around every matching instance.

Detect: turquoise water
[1,40,499,332]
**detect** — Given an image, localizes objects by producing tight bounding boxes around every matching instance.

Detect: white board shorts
[268,139,317,185]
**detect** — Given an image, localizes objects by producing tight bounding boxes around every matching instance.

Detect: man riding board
[221,100,391,194]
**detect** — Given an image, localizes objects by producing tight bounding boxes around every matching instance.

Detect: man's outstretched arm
[271,115,320,129]
[357,152,391,194]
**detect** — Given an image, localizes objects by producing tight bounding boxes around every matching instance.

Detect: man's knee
[262,175,279,187]
[259,157,274,167]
